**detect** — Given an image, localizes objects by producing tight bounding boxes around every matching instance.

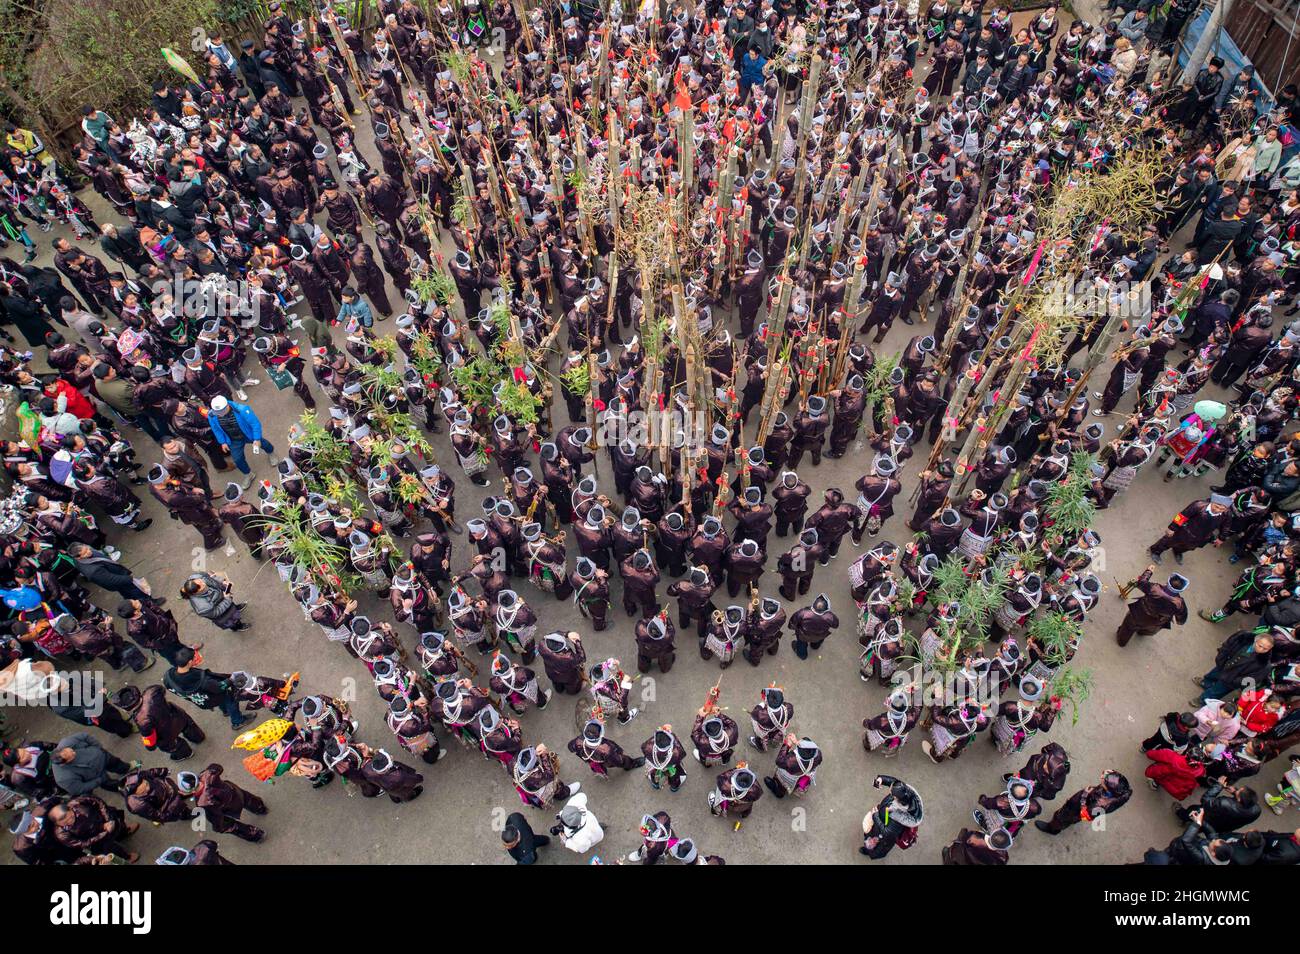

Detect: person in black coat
[1187,290,1235,350]
[501,811,550,864]
[66,543,158,605]
[1175,778,1261,833]
[861,774,923,859]
[19,263,76,322]
[0,283,55,347]
[1259,829,1300,864]
[1197,630,1275,704]
[1190,58,1226,127]
[99,223,151,274]
[1167,810,1240,864]
[237,40,266,98]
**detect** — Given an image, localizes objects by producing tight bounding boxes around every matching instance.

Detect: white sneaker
[234,390,249,401]
[626,847,645,862]
[567,781,581,795]
[693,747,702,763]
[435,748,448,762]
[243,378,261,387]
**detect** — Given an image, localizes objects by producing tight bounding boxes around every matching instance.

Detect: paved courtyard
[7,0,1290,865]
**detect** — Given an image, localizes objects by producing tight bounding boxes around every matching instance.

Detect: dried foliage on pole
[940,120,1167,500]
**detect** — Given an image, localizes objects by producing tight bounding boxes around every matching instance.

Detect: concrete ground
[6,3,1289,867]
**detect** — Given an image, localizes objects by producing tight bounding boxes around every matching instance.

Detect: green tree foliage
[0,0,216,148]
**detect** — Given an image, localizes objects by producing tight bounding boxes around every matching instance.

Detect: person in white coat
[551,792,604,854]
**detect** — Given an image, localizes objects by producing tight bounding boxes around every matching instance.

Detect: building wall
[1230,0,1300,93]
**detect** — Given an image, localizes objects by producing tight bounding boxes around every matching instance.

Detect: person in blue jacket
[336,286,374,330]
[205,395,274,479]
[740,45,767,102]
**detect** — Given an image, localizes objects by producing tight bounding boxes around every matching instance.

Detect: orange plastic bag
[242,751,279,782]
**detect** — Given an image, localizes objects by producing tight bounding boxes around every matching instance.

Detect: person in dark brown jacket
[728,486,773,548]
[666,565,718,638]
[941,826,1011,865]
[691,710,739,766]
[1116,568,1190,647]
[909,461,954,531]
[620,547,661,618]
[218,482,267,558]
[122,767,197,824]
[777,528,824,601]
[654,509,692,576]
[788,594,839,660]
[919,510,965,568]
[185,762,269,842]
[113,684,206,761]
[787,395,829,469]
[147,465,226,550]
[724,538,765,598]
[708,764,764,818]
[1013,742,1073,800]
[72,460,152,531]
[568,719,643,776]
[47,794,139,861]
[765,735,822,798]
[851,455,902,543]
[634,612,676,673]
[1035,770,1132,836]
[772,470,811,536]
[52,613,150,673]
[688,515,728,580]
[827,377,868,457]
[325,740,424,803]
[805,488,856,560]
[641,726,688,792]
[568,558,610,631]
[1148,493,1231,564]
[538,630,586,694]
[743,597,786,665]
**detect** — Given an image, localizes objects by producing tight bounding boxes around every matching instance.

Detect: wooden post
[791,54,824,227]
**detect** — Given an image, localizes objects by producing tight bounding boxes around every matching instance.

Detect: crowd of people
[4,0,1300,865]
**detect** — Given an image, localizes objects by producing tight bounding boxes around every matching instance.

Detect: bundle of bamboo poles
[914,125,1168,498]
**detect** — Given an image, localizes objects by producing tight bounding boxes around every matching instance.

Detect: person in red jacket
[1238,688,1284,735]
[1145,743,1208,800]
[44,377,95,420]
